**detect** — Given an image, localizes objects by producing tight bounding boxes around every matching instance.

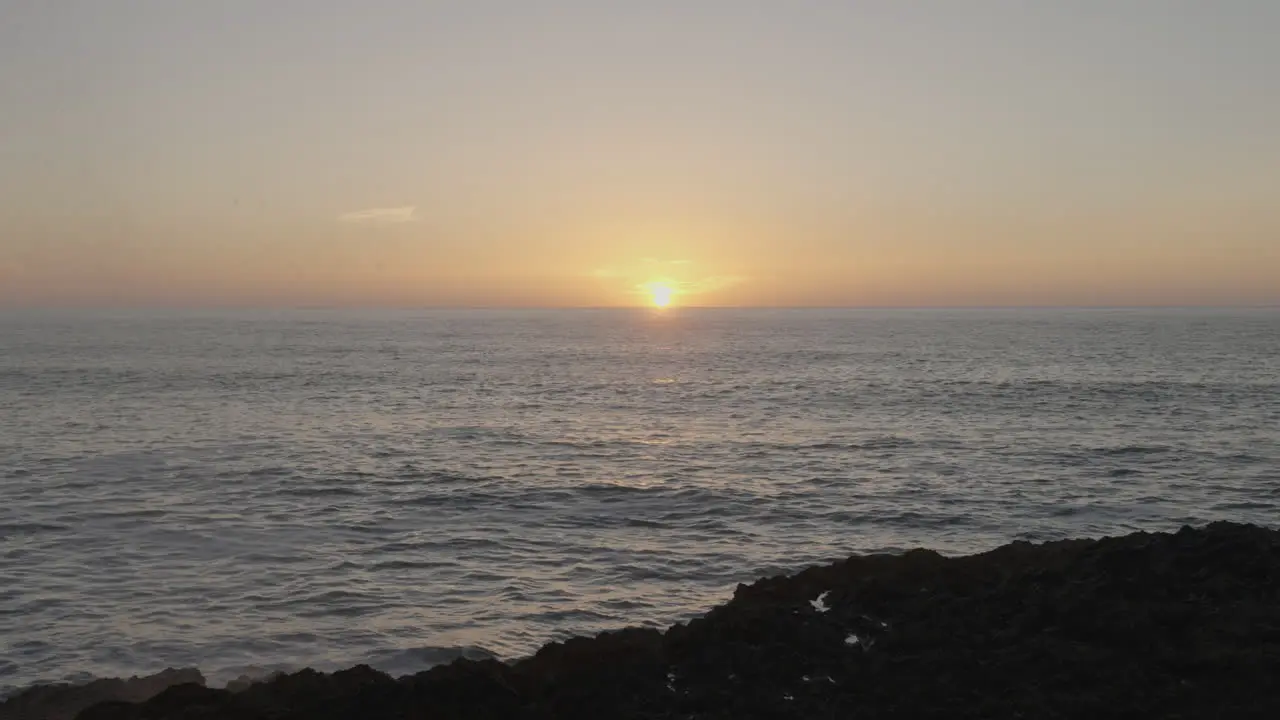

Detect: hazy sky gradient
[3,1,1278,307]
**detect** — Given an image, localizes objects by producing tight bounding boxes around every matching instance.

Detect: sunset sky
[2,1,1278,307]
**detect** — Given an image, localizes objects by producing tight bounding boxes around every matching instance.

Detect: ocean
[1,308,1277,694]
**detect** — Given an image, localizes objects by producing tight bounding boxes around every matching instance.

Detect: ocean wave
[3,308,1277,695]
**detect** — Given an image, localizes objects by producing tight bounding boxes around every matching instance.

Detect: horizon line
[3,303,1277,312]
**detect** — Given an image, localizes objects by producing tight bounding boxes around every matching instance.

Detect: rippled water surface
[2,308,1278,692]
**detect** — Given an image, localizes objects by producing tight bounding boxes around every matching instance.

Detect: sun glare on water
[648,283,675,308]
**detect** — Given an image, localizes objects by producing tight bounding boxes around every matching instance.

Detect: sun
[647,282,675,308]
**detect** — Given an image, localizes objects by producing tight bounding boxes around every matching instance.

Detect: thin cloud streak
[683,275,748,294]
[630,275,749,299]
[338,206,417,223]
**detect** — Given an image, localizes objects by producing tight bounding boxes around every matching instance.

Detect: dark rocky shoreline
[5,521,1280,719]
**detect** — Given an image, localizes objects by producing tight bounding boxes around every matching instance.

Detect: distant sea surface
[2,308,1278,694]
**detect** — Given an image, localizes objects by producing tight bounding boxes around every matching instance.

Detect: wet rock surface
[6,522,1280,719]
[0,669,204,720]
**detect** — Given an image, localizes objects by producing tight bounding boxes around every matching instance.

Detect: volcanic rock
[0,668,204,720]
